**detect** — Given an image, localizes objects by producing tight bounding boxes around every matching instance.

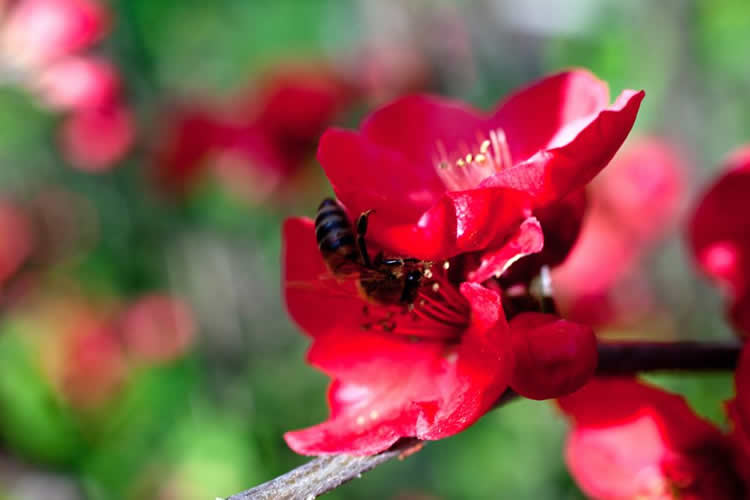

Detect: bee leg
[381,258,404,266]
[381,257,420,266]
[356,209,374,267]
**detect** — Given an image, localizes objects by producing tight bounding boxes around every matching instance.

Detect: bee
[315,197,429,306]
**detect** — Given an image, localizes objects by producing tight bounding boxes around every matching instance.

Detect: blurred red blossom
[57,312,126,409]
[0,200,34,287]
[60,102,134,172]
[688,146,750,337]
[118,294,195,363]
[13,291,196,411]
[0,0,108,68]
[283,70,643,455]
[318,70,643,265]
[553,138,688,328]
[0,0,133,171]
[154,64,358,201]
[33,56,119,110]
[31,297,126,409]
[559,378,744,500]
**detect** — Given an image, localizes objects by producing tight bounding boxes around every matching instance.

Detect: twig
[225,341,741,500]
[224,438,421,500]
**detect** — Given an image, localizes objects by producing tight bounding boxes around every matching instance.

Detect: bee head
[400,270,423,304]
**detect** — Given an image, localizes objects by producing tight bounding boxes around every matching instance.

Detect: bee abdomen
[315,198,358,271]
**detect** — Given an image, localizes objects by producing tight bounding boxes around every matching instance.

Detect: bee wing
[285,268,388,299]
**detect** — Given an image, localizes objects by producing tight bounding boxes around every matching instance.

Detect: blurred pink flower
[60,317,125,409]
[60,103,134,172]
[33,56,119,110]
[688,145,750,337]
[0,200,34,286]
[119,294,196,363]
[0,0,134,171]
[559,378,743,499]
[553,138,688,328]
[0,0,108,68]
[154,64,358,201]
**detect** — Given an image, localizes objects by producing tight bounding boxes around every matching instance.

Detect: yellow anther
[424,269,433,279]
[480,140,491,154]
[442,261,450,270]
[432,283,440,292]
[475,154,486,164]
[456,158,466,167]
[465,153,473,164]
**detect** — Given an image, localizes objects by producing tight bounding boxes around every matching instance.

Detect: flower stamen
[434,128,513,191]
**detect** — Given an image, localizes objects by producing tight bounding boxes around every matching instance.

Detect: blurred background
[0,0,747,498]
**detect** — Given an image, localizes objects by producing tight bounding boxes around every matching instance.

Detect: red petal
[60,102,133,171]
[508,313,597,400]
[468,216,544,283]
[689,152,750,299]
[489,69,610,164]
[559,378,722,451]
[285,283,510,455]
[317,128,443,236]
[481,89,645,206]
[282,217,366,339]
[501,189,587,286]
[361,94,484,174]
[379,187,532,260]
[559,378,737,500]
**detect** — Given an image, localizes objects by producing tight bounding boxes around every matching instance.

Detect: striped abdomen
[315,198,359,274]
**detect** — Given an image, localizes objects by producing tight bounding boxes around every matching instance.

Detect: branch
[225,341,741,500]
[225,438,421,500]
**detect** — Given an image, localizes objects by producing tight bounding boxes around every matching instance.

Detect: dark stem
[224,340,741,500]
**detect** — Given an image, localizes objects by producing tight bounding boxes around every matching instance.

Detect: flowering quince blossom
[688,146,750,337]
[553,138,687,327]
[0,0,134,171]
[154,65,357,199]
[283,70,644,456]
[559,378,744,500]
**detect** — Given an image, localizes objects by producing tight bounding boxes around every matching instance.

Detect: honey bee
[315,197,430,305]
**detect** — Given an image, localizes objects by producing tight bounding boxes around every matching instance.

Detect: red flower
[553,138,688,327]
[318,70,643,267]
[154,65,357,199]
[282,70,642,456]
[559,378,743,500]
[688,146,750,337]
[283,217,512,455]
[33,56,120,111]
[60,102,134,172]
[0,0,108,68]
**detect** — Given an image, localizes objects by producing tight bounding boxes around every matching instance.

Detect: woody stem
[224,340,742,500]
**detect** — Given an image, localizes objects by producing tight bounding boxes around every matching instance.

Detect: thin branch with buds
[224,341,741,500]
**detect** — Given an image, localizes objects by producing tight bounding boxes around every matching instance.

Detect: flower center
[360,261,470,341]
[434,128,513,191]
